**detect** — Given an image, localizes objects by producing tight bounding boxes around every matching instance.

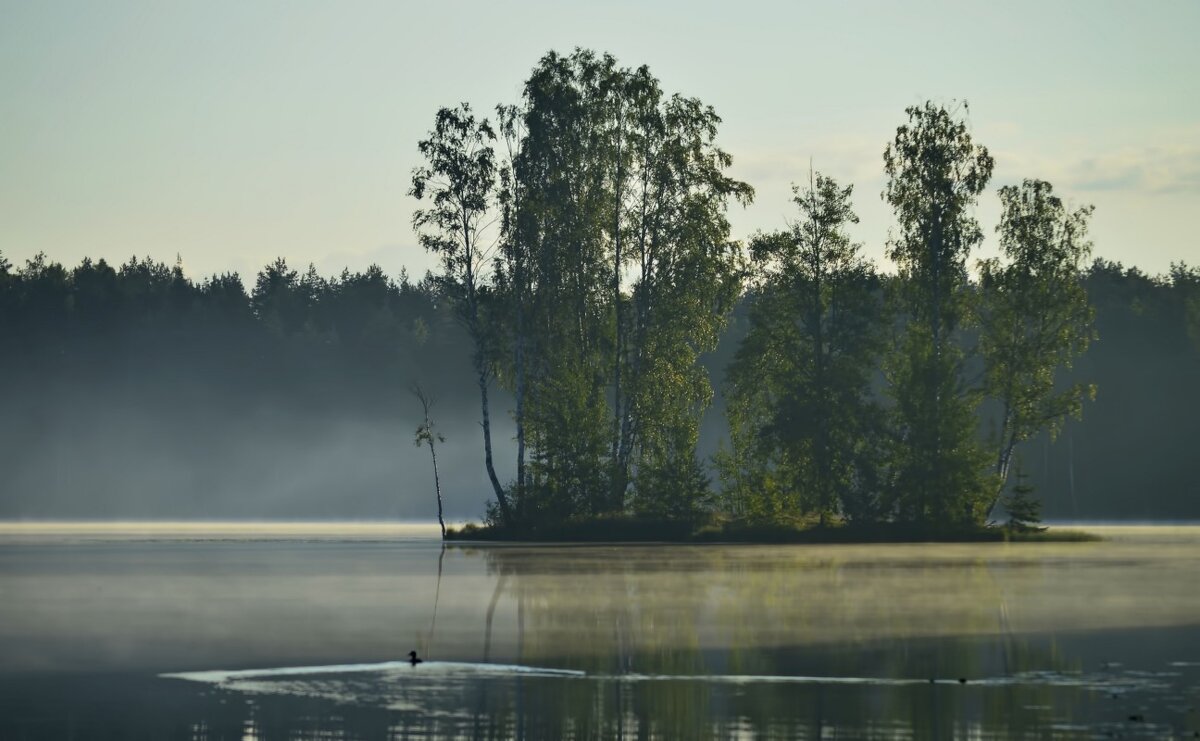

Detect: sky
[2,0,1197,283]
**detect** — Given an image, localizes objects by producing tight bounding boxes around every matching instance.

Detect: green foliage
[417,89,1110,534]
[722,173,885,524]
[490,49,751,526]
[411,103,513,523]
[522,360,612,521]
[410,104,497,288]
[881,101,995,527]
[633,448,712,521]
[1169,262,1200,352]
[412,420,445,449]
[979,179,1096,514]
[252,257,305,335]
[882,323,994,525]
[714,392,797,522]
[1002,464,1044,532]
[883,102,994,330]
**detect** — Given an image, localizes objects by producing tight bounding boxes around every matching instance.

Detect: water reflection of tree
[471,546,716,738]
[462,545,1086,739]
[166,546,1095,739]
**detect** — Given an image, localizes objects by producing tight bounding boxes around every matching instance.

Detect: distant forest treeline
[0,252,472,415]
[1,249,1196,519]
[0,252,491,519]
[3,49,1199,524]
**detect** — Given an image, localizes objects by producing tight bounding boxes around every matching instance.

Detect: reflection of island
[152,542,1147,739]
[457,544,1088,739]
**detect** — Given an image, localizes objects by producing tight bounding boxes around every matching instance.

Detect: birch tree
[410,104,512,524]
[979,179,1095,518]
[882,101,994,526]
[412,385,447,539]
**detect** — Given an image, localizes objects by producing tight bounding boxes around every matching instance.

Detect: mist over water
[1,524,1198,737]
[0,397,515,521]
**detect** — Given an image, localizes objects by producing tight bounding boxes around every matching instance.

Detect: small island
[410,50,1099,543]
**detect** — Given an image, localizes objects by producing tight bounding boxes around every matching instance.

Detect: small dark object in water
[958,677,967,684]
[928,678,935,684]
[408,650,423,666]
[1128,713,1144,722]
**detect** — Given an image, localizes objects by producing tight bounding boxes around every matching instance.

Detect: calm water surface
[1,522,1198,739]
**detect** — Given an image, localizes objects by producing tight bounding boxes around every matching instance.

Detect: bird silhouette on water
[408,651,423,666]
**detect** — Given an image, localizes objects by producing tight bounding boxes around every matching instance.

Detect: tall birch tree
[410,104,513,524]
[979,179,1096,518]
[882,101,994,526]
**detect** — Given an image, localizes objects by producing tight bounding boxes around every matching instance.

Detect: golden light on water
[3,524,1199,675]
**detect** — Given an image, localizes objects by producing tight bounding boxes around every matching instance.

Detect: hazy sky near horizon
[2,0,1197,283]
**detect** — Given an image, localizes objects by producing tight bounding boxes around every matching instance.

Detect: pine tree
[1002,463,1044,532]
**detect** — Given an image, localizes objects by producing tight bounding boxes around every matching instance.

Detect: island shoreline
[443,518,1099,545]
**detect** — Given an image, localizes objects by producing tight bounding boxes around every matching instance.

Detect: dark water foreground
[1,523,1198,739]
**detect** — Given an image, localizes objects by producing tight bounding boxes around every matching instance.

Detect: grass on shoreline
[444,515,1099,545]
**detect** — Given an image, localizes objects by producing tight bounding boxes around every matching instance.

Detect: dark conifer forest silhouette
[0,249,1196,523]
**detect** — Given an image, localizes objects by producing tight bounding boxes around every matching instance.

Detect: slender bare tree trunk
[985,400,1018,520]
[463,232,513,525]
[414,385,447,539]
[430,437,445,539]
[475,351,511,524]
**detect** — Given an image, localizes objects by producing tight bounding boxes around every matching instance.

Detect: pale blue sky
[2,0,1197,281]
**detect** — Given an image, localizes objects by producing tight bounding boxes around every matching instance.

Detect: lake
[1,522,1198,739]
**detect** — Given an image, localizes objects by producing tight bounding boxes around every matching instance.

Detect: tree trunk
[610,108,624,513]
[463,230,513,527]
[985,407,1018,520]
[476,352,512,525]
[429,437,446,539]
[514,310,527,515]
[615,192,654,505]
[414,385,447,539]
